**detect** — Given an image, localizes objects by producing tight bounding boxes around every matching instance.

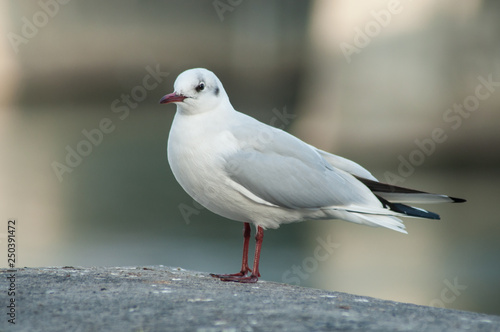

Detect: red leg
[210,222,252,278]
[219,226,264,283]
[240,222,252,274]
[251,226,264,278]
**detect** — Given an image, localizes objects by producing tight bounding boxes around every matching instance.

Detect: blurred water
[2,104,499,316]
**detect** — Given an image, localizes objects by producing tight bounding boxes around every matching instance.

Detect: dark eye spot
[195,82,205,92]
[214,87,219,96]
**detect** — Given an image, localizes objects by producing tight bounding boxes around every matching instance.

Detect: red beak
[159,92,187,104]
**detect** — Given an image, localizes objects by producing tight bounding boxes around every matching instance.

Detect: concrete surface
[1,266,499,332]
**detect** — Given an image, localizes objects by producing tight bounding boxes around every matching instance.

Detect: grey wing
[314,146,461,204]
[313,147,378,181]
[226,127,380,210]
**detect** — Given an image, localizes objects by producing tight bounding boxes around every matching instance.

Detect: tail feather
[330,209,407,234]
[324,176,465,234]
[354,213,407,234]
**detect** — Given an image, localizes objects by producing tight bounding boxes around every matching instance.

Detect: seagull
[159,68,465,283]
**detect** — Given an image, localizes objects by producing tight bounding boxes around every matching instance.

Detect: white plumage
[160,68,464,282]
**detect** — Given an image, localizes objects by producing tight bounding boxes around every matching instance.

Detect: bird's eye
[195,82,205,92]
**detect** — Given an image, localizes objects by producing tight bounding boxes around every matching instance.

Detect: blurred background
[1,0,499,315]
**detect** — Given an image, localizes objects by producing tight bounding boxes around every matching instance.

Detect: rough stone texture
[1,266,499,332]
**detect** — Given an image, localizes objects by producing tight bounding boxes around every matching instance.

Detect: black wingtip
[376,195,441,220]
[392,203,441,220]
[450,197,466,203]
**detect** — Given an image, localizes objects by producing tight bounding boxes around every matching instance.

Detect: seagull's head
[159,68,230,114]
